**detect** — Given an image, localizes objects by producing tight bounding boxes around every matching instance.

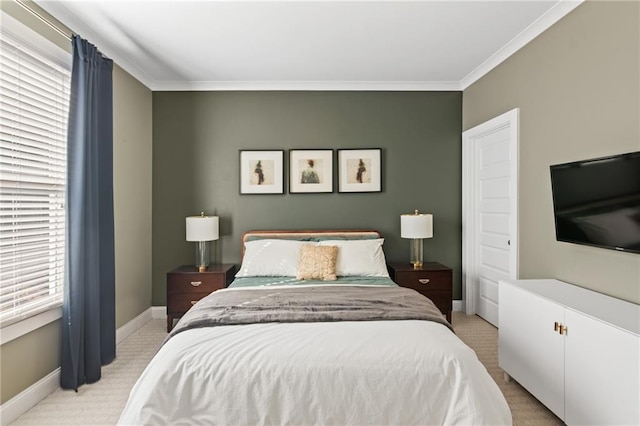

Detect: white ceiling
[34,0,582,91]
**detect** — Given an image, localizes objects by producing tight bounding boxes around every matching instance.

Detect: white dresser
[498,279,640,425]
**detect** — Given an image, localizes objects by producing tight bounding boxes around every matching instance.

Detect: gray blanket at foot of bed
[167,285,452,343]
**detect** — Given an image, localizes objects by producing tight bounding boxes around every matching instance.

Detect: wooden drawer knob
[190,281,202,287]
[418,278,430,285]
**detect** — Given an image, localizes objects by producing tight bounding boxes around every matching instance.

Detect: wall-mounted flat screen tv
[550,151,640,254]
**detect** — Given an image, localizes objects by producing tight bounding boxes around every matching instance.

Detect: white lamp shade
[401,213,433,239]
[186,215,219,241]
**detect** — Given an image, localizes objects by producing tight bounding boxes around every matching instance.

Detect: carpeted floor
[11,313,563,425]
[453,313,563,426]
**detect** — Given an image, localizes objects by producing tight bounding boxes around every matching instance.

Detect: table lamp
[401,210,433,269]
[186,212,219,272]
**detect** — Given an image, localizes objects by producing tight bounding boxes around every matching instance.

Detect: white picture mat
[338,149,381,192]
[289,150,333,193]
[240,150,284,194]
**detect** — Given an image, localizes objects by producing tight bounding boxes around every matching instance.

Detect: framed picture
[239,150,284,194]
[289,149,333,193]
[338,148,382,193]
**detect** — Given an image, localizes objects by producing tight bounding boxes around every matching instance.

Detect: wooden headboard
[240,229,382,259]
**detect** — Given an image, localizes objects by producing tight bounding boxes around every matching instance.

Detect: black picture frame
[289,149,334,193]
[337,148,382,193]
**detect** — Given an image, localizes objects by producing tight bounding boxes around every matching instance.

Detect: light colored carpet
[453,313,563,426]
[11,313,563,425]
[10,320,166,426]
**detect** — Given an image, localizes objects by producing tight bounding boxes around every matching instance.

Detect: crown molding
[36,0,583,92]
[149,80,463,92]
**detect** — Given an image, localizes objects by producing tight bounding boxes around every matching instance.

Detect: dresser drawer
[167,272,225,294]
[394,270,451,292]
[387,262,453,323]
[167,292,210,314]
[166,264,236,332]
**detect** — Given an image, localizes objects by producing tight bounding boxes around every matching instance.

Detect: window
[0,17,71,328]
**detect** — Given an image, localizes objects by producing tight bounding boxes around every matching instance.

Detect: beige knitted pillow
[296,245,338,281]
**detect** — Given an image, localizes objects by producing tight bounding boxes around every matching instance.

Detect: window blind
[0,29,70,327]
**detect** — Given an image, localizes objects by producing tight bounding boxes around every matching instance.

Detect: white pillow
[236,239,313,277]
[318,238,389,277]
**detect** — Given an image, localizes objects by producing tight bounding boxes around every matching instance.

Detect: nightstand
[387,262,453,323]
[166,264,236,332]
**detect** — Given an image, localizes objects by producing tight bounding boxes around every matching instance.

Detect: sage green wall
[0,1,153,404]
[152,91,462,304]
[463,1,640,303]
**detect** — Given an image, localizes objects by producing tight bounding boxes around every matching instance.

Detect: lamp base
[195,241,210,273]
[409,238,424,270]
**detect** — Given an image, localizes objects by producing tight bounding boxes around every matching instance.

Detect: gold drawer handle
[418,279,430,285]
[554,322,568,335]
[190,301,198,305]
[190,281,202,287]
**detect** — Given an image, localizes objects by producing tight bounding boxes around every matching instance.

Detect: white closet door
[475,129,513,325]
[462,108,518,326]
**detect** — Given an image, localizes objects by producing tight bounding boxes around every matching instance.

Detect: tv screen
[550,151,640,254]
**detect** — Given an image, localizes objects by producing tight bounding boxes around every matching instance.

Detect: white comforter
[118,309,511,425]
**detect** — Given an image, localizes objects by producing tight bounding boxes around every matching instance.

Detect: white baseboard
[116,308,153,345]
[453,300,463,312]
[0,368,60,426]
[151,306,166,319]
[1,307,154,425]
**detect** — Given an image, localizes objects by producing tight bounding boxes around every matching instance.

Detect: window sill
[0,307,63,345]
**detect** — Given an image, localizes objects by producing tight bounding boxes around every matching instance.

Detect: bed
[118,230,511,425]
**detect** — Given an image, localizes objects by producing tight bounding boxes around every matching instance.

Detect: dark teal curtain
[61,35,115,390]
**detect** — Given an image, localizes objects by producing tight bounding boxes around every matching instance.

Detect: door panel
[480,177,509,199]
[462,108,518,324]
[481,247,509,272]
[479,277,498,303]
[481,198,509,213]
[478,264,506,283]
[476,128,511,325]
[479,161,510,180]
[480,233,507,249]
[481,213,509,235]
